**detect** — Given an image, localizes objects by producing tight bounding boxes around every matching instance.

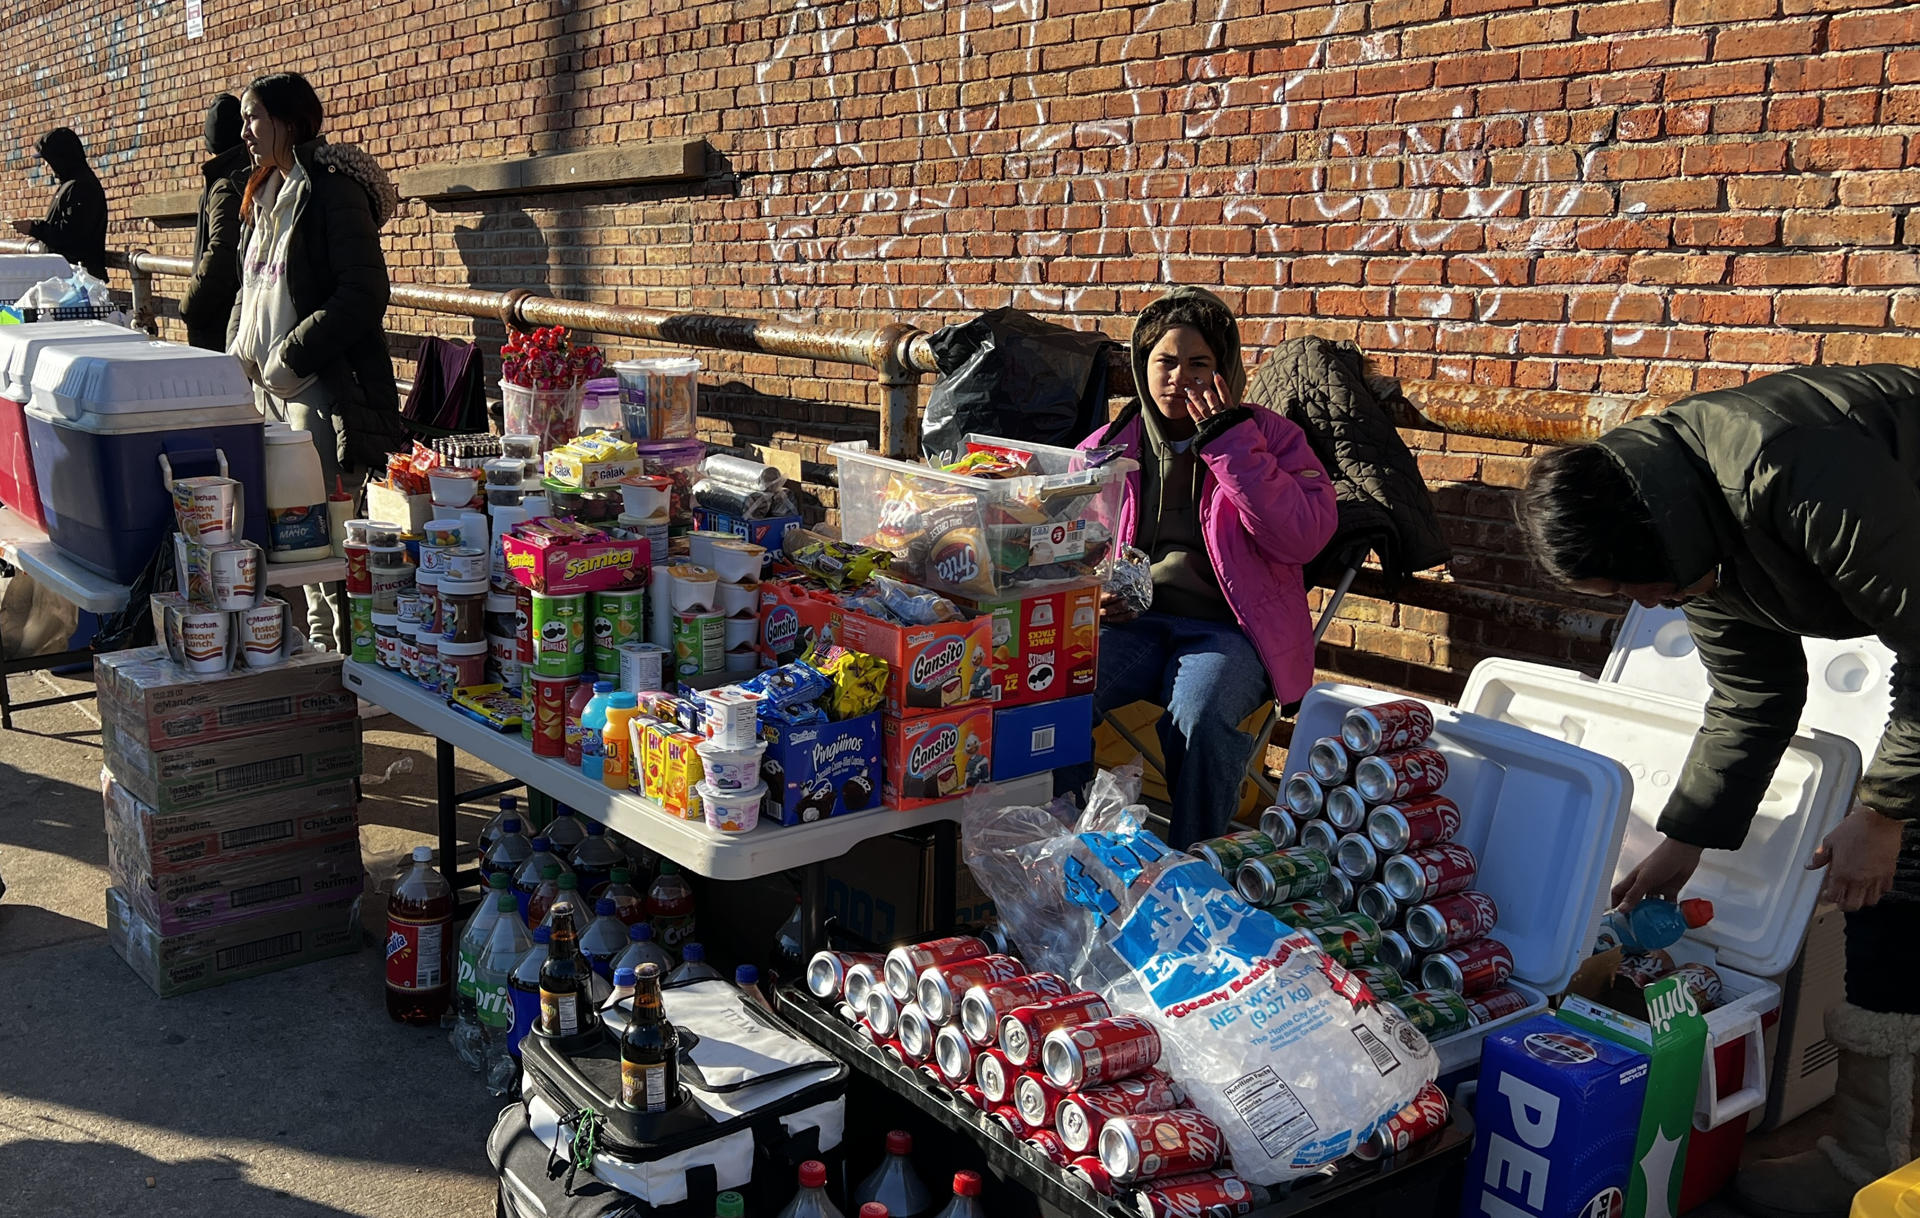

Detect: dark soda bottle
[545,804,589,856]
[539,900,599,1038]
[386,846,454,1025]
[619,962,678,1112]
[603,866,647,925]
[646,860,696,954]
[571,821,625,898]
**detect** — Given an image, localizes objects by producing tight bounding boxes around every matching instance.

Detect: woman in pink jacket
[1061,288,1338,846]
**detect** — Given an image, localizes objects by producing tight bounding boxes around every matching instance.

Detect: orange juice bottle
[603,693,641,790]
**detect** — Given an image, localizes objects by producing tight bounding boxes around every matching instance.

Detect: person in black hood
[179,95,250,350]
[11,127,108,279]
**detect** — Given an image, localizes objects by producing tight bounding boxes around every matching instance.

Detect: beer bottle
[539,900,598,1038]
[620,962,678,1112]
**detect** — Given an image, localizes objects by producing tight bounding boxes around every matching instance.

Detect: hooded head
[204,94,242,156]
[1129,286,1247,431]
[36,128,90,181]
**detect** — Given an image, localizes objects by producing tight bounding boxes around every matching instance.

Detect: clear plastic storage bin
[826,434,1135,598]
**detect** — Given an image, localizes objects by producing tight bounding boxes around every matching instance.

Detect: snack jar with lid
[441,638,489,689]
[439,576,490,646]
[416,634,441,692]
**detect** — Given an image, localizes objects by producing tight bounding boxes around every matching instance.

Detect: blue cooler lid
[0,320,146,401]
[28,340,255,423]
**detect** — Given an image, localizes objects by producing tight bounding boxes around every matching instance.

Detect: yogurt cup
[687,529,735,570]
[617,475,673,520]
[699,687,764,750]
[668,563,719,612]
[710,540,766,584]
[723,615,759,650]
[695,738,768,792]
[718,578,759,619]
[699,781,765,834]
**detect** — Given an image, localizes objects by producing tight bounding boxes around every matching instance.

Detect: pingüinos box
[1462,1014,1649,1218]
[760,710,882,825]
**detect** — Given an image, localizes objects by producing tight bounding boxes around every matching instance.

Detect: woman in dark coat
[179,95,250,351]
[11,127,108,280]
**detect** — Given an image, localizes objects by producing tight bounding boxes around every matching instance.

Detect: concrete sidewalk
[0,670,505,1218]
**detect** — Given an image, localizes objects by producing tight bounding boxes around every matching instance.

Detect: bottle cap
[594,680,615,693]
[596,898,616,916]
[541,863,559,880]
[412,846,433,862]
[798,1161,827,1189]
[1681,898,1714,927]
[637,962,661,979]
[502,817,522,833]
[586,820,605,835]
[611,692,638,708]
[682,942,705,962]
[886,1129,912,1155]
[558,874,578,889]
[611,867,630,882]
[735,964,759,986]
[499,795,518,812]
[530,836,550,852]
[632,923,653,940]
[715,1192,745,1218]
[860,1205,889,1218]
[488,872,511,889]
[613,967,636,986]
[496,893,517,913]
[534,926,552,943]
[954,1171,982,1197]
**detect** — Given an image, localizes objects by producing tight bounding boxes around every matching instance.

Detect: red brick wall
[6,0,1914,696]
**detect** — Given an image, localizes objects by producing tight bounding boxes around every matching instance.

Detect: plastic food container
[695,738,767,792]
[826,434,1136,598]
[617,475,672,520]
[709,540,765,584]
[500,379,583,451]
[428,467,480,508]
[441,638,489,688]
[422,518,464,548]
[668,564,718,612]
[439,576,491,645]
[612,358,700,442]
[723,615,758,650]
[699,780,764,833]
[637,438,704,530]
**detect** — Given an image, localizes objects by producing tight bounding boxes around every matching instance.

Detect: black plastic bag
[919,307,1114,464]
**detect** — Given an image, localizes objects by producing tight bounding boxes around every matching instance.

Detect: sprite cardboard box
[1559,971,1709,1218]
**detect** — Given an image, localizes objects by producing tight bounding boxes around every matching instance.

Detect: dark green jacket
[1595,364,1920,850]
[228,138,407,472]
[180,143,248,351]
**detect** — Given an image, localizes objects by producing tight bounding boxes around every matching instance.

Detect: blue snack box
[759,709,883,826]
[692,509,802,560]
[1462,1014,1649,1218]
[991,694,1094,781]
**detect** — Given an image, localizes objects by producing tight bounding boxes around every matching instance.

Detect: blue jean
[1055,612,1272,849]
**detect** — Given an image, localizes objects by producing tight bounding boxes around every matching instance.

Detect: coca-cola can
[1322,869,1356,912]
[1419,937,1516,995]
[1354,1082,1450,1161]
[1270,895,1343,927]
[885,935,988,1001]
[1325,785,1369,832]
[1378,928,1416,975]
[918,953,1024,1024]
[1132,1169,1266,1218]
[852,1016,877,1042]
[1000,992,1111,1066]
[1189,829,1277,878]
[920,1063,947,1088]
[1301,819,1343,858]
[896,1002,936,1062]
[1014,1071,1066,1129]
[1352,964,1411,1000]
[1466,986,1535,1025]
[1357,881,1401,927]
[839,1003,864,1027]
[975,1047,1016,1105]
[955,1083,987,1109]
[1070,1156,1115,1196]
[865,987,902,1038]
[1098,1108,1225,1184]
[1382,843,1479,903]
[1355,746,1449,803]
[1282,772,1325,818]
[961,972,1074,1046]
[1257,804,1299,847]
[1056,1068,1183,1153]
[933,1023,977,1084]
[1367,795,1463,854]
[1336,832,1381,880]
[1043,1015,1162,1091]
[1024,1128,1074,1166]
[1306,736,1354,785]
[807,950,886,1000]
[875,1037,908,1064]
[1615,949,1677,988]
[1234,847,1332,907]
[989,1104,1023,1134]
[1406,890,1501,952]
[844,962,883,1014]
[1343,698,1436,755]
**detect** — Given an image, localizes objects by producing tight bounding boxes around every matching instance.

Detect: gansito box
[759,710,883,826]
[757,579,841,666]
[95,644,355,751]
[102,716,363,815]
[960,582,1100,707]
[836,608,995,716]
[991,694,1093,782]
[107,885,361,998]
[882,704,994,809]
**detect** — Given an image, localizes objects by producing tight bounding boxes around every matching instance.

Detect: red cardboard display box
[837,610,995,716]
[758,580,841,665]
[502,531,649,595]
[961,581,1099,707]
[882,705,994,809]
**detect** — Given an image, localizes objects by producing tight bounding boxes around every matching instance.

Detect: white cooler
[0,253,74,306]
[0,320,145,527]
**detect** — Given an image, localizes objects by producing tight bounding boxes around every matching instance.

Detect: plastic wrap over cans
[962,767,1437,1184]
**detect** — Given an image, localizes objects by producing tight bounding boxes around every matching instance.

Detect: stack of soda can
[1188,698,1532,1047]
[805,936,1271,1216]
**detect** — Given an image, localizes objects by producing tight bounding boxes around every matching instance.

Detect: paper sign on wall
[186,0,205,38]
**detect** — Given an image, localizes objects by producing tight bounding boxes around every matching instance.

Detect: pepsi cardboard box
[1462,1014,1648,1218]
[992,694,1094,781]
[759,710,883,826]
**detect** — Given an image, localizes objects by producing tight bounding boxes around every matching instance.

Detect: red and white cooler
[0,319,147,529]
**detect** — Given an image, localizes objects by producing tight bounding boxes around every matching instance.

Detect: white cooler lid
[24,398,263,437]
[0,320,145,401]
[0,253,75,302]
[1603,603,1898,765]
[1460,658,1860,978]
[28,339,254,420]
[1288,682,1630,995]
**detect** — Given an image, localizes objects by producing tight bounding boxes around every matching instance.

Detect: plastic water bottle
[476,891,532,1095]
[580,681,616,781]
[526,863,563,931]
[614,923,673,977]
[603,866,647,925]
[451,872,514,1067]
[647,861,696,954]
[604,965,638,1013]
[667,942,723,984]
[777,1160,845,1218]
[544,804,589,856]
[1597,897,1714,954]
[570,821,626,899]
[512,837,564,923]
[477,794,522,856]
[931,1172,983,1218]
[852,1131,933,1218]
[773,901,805,981]
[480,817,533,882]
[736,964,777,1017]
[507,925,552,1060]
[580,898,632,978]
